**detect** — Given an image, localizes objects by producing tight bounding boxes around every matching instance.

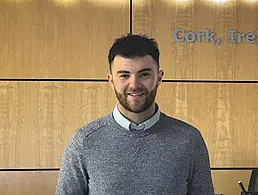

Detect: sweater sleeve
[188,130,215,195]
[55,130,89,195]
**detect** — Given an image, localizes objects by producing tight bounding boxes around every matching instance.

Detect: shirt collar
[113,104,160,131]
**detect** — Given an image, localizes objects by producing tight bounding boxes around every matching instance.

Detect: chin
[128,104,152,114]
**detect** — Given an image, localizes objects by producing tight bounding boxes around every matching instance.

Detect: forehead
[112,55,157,72]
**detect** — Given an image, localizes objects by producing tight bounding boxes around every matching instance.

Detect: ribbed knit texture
[55,112,214,195]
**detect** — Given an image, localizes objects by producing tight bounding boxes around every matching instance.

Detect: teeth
[129,93,143,96]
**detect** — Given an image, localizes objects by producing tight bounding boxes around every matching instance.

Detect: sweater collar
[112,104,160,131]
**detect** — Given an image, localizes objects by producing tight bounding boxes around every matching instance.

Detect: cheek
[113,81,128,92]
[143,79,158,91]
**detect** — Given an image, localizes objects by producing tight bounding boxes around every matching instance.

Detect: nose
[128,75,139,89]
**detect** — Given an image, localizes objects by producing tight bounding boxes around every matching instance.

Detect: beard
[114,82,158,114]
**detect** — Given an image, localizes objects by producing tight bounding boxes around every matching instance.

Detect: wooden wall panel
[157,83,258,168]
[0,170,252,195]
[0,171,59,195]
[211,170,251,195]
[0,81,117,168]
[133,0,258,80]
[0,0,129,79]
[1,82,257,168]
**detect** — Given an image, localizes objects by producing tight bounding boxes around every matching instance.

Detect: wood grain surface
[211,169,252,195]
[0,81,116,168]
[0,169,252,195]
[0,0,129,78]
[0,81,257,168]
[133,0,258,80]
[157,82,258,168]
[0,170,59,195]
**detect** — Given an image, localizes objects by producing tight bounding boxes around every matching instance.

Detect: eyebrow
[117,70,130,74]
[116,68,152,74]
[138,68,152,73]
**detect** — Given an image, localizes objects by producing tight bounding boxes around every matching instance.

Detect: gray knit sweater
[55,112,214,195]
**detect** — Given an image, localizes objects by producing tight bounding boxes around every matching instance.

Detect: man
[55,34,215,195]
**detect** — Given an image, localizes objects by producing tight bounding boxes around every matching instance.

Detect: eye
[120,74,129,79]
[140,72,151,77]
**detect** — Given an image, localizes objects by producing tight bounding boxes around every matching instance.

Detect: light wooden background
[133,0,258,81]
[0,170,253,195]
[0,0,258,194]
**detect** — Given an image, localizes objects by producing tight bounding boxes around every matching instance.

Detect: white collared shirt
[112,104,160,131]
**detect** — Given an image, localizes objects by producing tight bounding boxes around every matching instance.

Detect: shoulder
[159,112,197,130]
[159,112,204,140]
[159,112,209,155]
[70,113,113,146]
[61,113,114,162]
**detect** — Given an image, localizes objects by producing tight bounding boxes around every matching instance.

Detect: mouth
[127,92,144,97]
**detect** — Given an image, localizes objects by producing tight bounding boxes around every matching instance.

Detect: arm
[55,131,88,195]
[188,130,215,195]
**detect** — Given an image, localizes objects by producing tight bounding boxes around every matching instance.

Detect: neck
[117,103,156,125]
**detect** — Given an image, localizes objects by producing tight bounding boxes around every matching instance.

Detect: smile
[127,92,144,97]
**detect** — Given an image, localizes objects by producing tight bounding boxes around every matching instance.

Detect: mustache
[125,88,146,94]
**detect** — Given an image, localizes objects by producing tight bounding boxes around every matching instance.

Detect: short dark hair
[108,33,160,72]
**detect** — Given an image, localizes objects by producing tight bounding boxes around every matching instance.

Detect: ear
[157,70,164,85]
[107,73,114,89]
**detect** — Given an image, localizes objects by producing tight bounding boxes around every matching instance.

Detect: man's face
[108,55,163,113]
